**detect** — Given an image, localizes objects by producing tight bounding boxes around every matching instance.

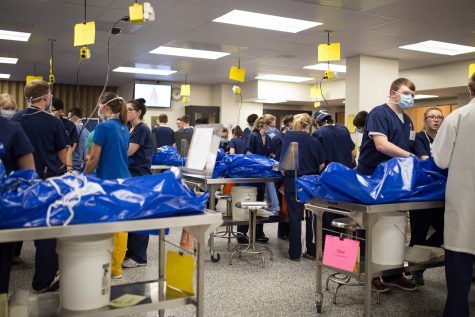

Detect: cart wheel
[316,304,322,313]
[210,253,220,262]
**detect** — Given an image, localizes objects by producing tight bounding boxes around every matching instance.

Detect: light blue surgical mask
[267,127,277,139]
[0,109,15,119]
[397,92,414,109]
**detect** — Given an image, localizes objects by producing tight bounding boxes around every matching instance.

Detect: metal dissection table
[181,173,283,262]
[0,211,222,317]
[305,198,445,316]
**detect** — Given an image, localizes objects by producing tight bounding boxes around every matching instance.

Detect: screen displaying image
[134,83,172,108]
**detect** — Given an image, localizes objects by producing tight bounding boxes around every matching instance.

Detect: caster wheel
[316,304,322,313]
[210,253,220,262]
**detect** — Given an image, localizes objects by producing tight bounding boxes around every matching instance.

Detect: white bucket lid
[231,186,257,193]
[57,234,113,253]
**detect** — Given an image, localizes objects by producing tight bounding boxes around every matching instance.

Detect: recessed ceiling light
[113,67,176,76]
[303,63,346,72]
[0,30,30,42]
[254,99,287,104]
[0,57,18,64]
[149,46,230,59]
[255,74,314,83]
[399,40,475,56]
[414,94,439,100]
[0,73,11,79]
[213,10,322,33]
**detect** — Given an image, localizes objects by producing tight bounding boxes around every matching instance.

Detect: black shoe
[36,271,60,293]
[383,276,417,292]
[278,235,289,241]
[256,234,269,243]
[236,234,248,244]
[302,252,316,260]
[290,257,301,262]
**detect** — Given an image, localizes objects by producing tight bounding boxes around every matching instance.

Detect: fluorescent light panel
[0,73,11,79]
[303,63,346,72]
[0,30,30,42]
[0,57,18,64]
[399,40,475,56]
[150,46,230,59]
[414,94,439,100]
[113,67,176,76]
[213,10,322,33]
[255,99,287,104]
[256,74,313,83]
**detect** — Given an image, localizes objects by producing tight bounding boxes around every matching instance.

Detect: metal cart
[182,172,283,263]
[305,198,445,316]
[0,211,222,317]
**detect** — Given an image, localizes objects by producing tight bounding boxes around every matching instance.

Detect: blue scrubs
[412,131,432,158]
[269,131,288,238]
[152,125,175,147]
[12,107,68,291]
[0,117,34,293]
[238,131,272,238]
[128,123,153,177]
[280,131,325,260]
[73,124,90,171]
[357,104,414,175]
[93,119,131,180]
[312,124,354,168]
[228,137,246,154]
[60,117,79,146]
[243,127,251,142]
[12,107,68,179]
[178,127,194,133]
[127,123,153,264]
[270,131,285,161]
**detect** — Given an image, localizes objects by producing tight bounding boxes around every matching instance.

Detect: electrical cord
[237,92,243,128]
[319,77,330,108]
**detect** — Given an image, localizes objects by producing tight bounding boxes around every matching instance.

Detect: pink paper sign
[322,235,359,272]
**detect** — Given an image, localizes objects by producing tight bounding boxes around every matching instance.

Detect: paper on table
[322,235,359,272]
[186,127,213,170]
[109,294,146,308]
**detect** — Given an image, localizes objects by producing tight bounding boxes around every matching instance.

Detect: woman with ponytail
[85,91,131,279]
[123,98,153,268]
[279,113,326,261]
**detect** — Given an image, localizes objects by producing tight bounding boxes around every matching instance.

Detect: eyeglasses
[425,115,444,121]
[127,108,137,112]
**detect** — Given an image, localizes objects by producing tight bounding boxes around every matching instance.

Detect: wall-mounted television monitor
[133,83,172,108]
[81,118,99,132]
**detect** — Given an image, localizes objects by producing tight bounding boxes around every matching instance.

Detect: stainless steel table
[0,211,223,317]
[305,198,445,316]
[182,173,283,262]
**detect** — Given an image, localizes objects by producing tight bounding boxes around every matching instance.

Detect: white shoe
[122,258,146,268]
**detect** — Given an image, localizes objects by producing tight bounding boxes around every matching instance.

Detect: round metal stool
[212,193,240,252]
[324,217,379,305]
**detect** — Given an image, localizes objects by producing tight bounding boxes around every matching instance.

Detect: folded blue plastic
[212,154,282,179]
[296,156,447,204]
[152,146,186,166]
[0,167,208,228]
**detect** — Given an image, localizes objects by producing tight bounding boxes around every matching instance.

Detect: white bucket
[231,186,257,221]
[57,234,113,311]
[372,213,407,266]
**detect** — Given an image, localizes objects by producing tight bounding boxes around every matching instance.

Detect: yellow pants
[112,232,128,277]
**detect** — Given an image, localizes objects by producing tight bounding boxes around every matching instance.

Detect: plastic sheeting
[0,167,208,228]
[152,146,186,166]
[212,154,282,179]
[296,156,447,204]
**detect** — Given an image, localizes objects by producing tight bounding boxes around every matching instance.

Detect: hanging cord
[319,77,330,108]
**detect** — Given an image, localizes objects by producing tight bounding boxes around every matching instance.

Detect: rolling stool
[213,192,240,251]
[325,217,381,305]
[230,201,273,268]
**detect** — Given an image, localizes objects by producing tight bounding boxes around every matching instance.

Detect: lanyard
[424,132,433,152]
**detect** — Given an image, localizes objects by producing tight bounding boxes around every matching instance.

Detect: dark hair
[390,78,415,93]
[180,115,190,124]
[158,114,168,123]
[195,117,209,124]
[253,114,275,132]
[353,111,368,129]
[222,127,228,133]
[232,125,243,137]
[247,114,258,125]
[469,73,475,95]
[69,107,83,118]
[24,80,50,101]
[282,114,294,127]
[52,96,65,111]
[100,91,127,125]
[127,99,147,120]
[317,117,334,127]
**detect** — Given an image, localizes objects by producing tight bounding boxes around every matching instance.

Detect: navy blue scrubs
[243,127,251,143]
[270,131,289,238]
[127,123,153,264]
[357,104,414,175]
[60,117,79,146]
[312,124,354,168]
[178,127,194,133]
[228,137,246,154]
[0,117,34,293]
[280,131,326,260]
[237,131,272,238]
[410,131,444,248]
[270,131,285,161]
[12,107,68,291]
[152,125,175,147]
